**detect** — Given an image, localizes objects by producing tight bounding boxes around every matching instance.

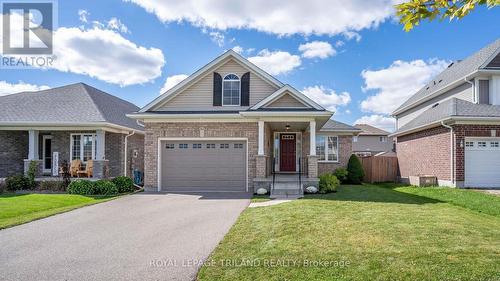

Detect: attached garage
[159,139,247,192]
[464,138,500,188]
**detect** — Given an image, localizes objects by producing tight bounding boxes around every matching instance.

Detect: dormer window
[222,74,240,106]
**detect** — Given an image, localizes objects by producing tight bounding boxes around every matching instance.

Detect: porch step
[270,182,303,199]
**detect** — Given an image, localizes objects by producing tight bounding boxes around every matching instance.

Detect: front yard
[0,193,116,229]
[198,184,500,280]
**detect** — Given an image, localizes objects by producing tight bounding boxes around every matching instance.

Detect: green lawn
[198,184,500,281]
[251,194,272,203]
[0,193,116,229]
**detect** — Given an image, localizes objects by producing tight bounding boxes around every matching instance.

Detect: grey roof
[320,119,361,132]
[395,98,500,135]
[394,38,500,113]
[354,124,390,136]
[0,83,143,131]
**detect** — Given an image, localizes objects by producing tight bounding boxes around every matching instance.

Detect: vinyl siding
[486,53,500,68]
[154,59,279,111]
[396,83,473,129]
[352,135,393,153]
[265,92,310,108]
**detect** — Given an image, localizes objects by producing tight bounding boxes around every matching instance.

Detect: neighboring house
[0,83,144,179]
[352,124,394,157]
[391,38,500,188]
[128,50,360,194]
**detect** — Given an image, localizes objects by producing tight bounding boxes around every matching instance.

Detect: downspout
[464,77,475,102]
[124,131,135,177]
[441,121,455,187]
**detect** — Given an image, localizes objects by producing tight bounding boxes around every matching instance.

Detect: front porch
[253,120,320,197]
[22,129,110,179]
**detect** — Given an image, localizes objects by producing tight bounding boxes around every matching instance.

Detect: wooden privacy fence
[360,156,398,183]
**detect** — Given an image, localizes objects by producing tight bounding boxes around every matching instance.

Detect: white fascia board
[240,111,332,117]
[0,122,144,135]
[139,50,284,113]
[250,85,324,110]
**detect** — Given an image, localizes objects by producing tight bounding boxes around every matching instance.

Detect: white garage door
[160,140,247,192]
[465,138,500,188]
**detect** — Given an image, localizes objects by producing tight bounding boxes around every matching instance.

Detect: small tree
[60,160,71,188]
[347,155,364,184]
[27,160,38,189]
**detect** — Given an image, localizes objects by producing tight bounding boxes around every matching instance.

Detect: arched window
[222,74,240,106]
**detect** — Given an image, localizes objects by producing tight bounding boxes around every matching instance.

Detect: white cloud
[160,74,189,94]
[248,49,301,75]
[78,9,89,23]
[232,45,244,54]
[302,85,351,112]
[360,59,449,114]
[107,17,129,33]
[0,81,50,96]
[208,31,225,47]
[49,27,165,86]
[299,41,336,59]
[124,0,400,36]
[355,114,396,132]
[343,31,362,42]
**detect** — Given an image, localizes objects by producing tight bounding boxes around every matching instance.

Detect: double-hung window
[71,134,96,163]
[316,136,339,162]
[222,74,240,106]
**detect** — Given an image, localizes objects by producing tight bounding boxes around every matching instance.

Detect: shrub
[60,160,71,188]
[94,180,118,195]
[347,154,365,184]
[0,181,5,194]
[39,181,66,192]
[26,160,38,189]
[334,168,349,183]
[112,176,135,193]
[67,180,96,195]
[319,173,340,194]
[5,175,30,191]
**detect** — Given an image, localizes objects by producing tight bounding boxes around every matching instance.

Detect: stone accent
[255,155,268,178]
[317,135,353,175]
[23,159,43,177]
[144,122,258,191]
[396,126,452,183]
[93,160,110,179]
[0,131,28,177]
[307,155,319,178]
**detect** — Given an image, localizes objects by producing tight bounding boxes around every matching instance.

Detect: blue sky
[1,0,499,131]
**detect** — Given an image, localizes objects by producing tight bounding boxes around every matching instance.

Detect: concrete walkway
[0,192,250,281]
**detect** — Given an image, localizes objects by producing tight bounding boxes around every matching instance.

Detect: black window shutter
[241,72,250,106]
[213,72,222,106]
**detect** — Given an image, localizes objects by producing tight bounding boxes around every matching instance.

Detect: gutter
[124,131,135,177]
[441,121,455,187]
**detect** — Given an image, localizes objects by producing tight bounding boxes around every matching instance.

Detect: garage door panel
[465,138,500,188]
[161,140,246,192]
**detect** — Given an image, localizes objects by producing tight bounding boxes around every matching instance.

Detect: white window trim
[70,133,96,164]
[222,73,241,106]
[317,135,339,163]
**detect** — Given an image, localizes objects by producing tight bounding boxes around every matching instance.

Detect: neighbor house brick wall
[396,126,452,182]
[126,133,144,179]
[105,132,125,177]
[317,135,353,175]
[0,131,28,177]
[452,124,500,182]
[144,122,258,191]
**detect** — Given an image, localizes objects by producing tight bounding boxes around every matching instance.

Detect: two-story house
[128,50,361,196]
[391,39,500,188]
[352,124,394,157]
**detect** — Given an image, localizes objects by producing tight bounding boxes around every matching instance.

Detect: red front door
[280,134,296,172]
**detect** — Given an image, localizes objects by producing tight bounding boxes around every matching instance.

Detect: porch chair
[70,160,82,177]
[77,160,93,178]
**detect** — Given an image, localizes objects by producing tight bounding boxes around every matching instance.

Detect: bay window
[316,136,339,162]
[71,134,96,163]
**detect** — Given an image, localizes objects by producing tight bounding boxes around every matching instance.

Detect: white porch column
[309,120,316,155]
[258,120,265,155]
[96,130,106,160]
[28,130,39,160]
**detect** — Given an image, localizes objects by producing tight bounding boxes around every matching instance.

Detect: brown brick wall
[144,122,258,190]
[453,124,500,181]
[126,133,144,178]
[317,135,353,175]
[0,131,28,177]
[396,126,452,181]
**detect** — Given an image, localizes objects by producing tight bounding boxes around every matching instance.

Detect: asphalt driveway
[0,192,250,281]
